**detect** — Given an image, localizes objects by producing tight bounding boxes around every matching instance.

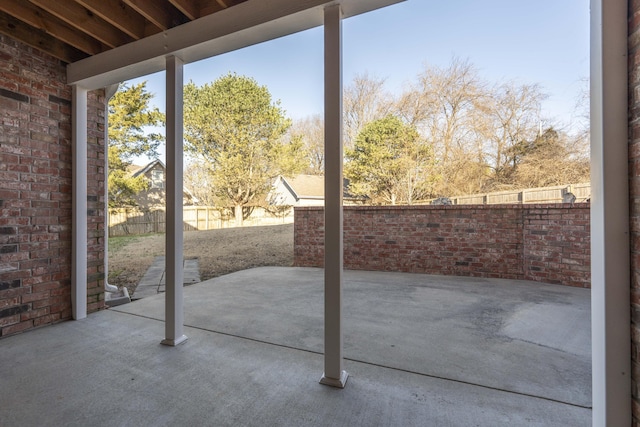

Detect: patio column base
[161,335,188,346]
[320,370,349,388]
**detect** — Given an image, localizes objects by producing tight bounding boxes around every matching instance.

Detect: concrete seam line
[112,309,592,410]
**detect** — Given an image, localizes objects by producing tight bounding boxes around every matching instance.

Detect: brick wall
[629,1,640,423]
[294,204,590,288]
[0,34,106,337]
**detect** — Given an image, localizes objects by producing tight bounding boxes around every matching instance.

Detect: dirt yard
[108,223,294,295]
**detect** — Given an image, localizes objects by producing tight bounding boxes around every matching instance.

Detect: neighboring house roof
[129,160,199,205]
[283,175,325,200]
[131,159,164,178]
[275,174,364,202]
[127,164,144,175]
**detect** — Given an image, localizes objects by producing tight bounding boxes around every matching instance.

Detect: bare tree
[402,58,485,162]
[438,148,489,196]
[183,161,217,206]
[514,128,590,188]
[324,56,589,203]
[343,72,393,147]
[289,114,324,175]
[397,58,488,195]
[481,82,546,189]
[567,77,590,163]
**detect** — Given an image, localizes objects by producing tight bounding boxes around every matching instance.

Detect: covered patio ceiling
[0,0,248,63]
[0,0,403,89]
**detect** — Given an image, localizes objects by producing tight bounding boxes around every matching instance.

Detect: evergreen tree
[346,116,436,205]
[108,82,164,207]
[183,73,303,225]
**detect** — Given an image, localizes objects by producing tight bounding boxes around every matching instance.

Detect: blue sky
[129,0,589,161]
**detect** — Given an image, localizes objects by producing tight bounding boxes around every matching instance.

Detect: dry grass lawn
[108,223,294,295]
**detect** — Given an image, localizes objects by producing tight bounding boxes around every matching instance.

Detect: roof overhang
[67,0,404,89]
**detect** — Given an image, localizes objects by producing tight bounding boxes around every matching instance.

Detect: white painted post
[72,85,88,320]
[320,3,348,388]
[162,56,188,346]
[591,0,630,425]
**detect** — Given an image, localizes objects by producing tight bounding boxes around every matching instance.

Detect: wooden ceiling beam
[201,2,226,17]
[169,0,202,21]
[204,1,247,16]
[123,0,187,31]
[74,0,157,40]
[0,0,106,55]
[28,0,134,48]
[0,11,87,63]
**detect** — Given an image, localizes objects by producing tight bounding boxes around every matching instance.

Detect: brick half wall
[294,204,590,288]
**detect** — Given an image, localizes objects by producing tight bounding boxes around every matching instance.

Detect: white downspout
[72,85,88,320]
[104,83,119,294]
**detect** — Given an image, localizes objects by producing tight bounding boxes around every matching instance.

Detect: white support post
[72,85,88,320]
[162,56,188,346]
[590,0,630,425]
[320,3,348,388]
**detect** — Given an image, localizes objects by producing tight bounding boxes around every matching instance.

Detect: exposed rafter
[0,0,248,63]
[123,0,188,31]
[201,2,226,16]
[168,0,203,21]
[28,0,134,48]
[0,1,106,56]
[74,0,157,40]
[0,11,86,63]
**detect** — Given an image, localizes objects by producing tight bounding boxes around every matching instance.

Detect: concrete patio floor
[0,267,591,426]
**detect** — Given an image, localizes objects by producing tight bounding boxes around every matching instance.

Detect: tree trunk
[235,204,243,227]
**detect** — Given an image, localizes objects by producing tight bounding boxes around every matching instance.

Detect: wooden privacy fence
[108,206,293,237]
[441,183,590,205]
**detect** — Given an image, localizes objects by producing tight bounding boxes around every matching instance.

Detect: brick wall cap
[294,203,590,212]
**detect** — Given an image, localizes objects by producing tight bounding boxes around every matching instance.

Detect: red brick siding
[0,34,105,337]
[630,0,640,422]
[294,204,590,288]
